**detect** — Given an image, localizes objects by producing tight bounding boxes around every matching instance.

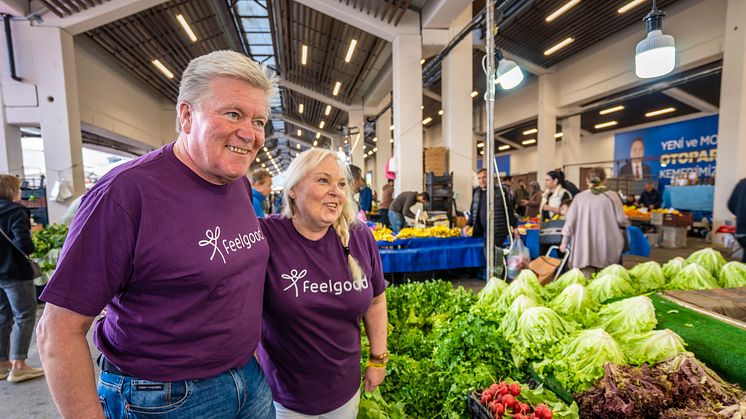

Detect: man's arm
[37,304,103,419]
[363,293,388,392]
[403,194,418,218]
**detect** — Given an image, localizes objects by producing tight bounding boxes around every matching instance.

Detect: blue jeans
[389,211,405,234]
[0,279,37,361]
[98,357,274,418]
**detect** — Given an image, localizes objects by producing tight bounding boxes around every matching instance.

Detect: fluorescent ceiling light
[477,143,484,148]
[296,129,301,136]
[313,140,318,147]
[635,3,675,78]
[152,60,174,79]
[420,58,425,65]
[316,132,321,139]
[389,138,394,143]
[554,132,564,138]
[544,37,575,56]
[373,147,378,152]
[344,39,357,63]
[261,163,266,167]
[255,158,260,162]
[176,15,197,42]
[263,146,268,152]
[319,121,325,129]
[645,107,676,117]
[301,45,308,65]
[595,121,618,129]
[438,110,444,116]
[618,0,646,14]
[368,150,373,155]
[522,128,538,135]
[363,145,366,150]
[421,105,424,110]
[296,144,300,149]
[480,150,485,155]
[600,105,625,115]
[324,105,332,115]
[422,117,432,125]
[373,137,378,142]
[298,103,304,114]
[546,0,580,22]
[332,81,341,96]
[522,139,537,145]
[498,145,510,151]
[470,91,479,98]
[389,124,395,130]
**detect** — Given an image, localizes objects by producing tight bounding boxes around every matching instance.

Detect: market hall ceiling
[38,0,113,18]
[66,0,687,166]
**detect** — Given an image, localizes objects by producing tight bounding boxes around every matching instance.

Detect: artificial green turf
[651,293,746,387]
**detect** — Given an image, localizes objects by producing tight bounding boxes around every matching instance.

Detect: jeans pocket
[126,379,191,415]
[99,396,112,419]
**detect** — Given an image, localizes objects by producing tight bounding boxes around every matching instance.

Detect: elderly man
[37,51,276,418]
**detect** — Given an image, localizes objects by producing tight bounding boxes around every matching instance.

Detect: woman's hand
[364,366,386,392]
[559,243,567,254]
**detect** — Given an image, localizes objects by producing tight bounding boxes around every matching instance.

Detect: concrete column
[375,108,392,197]
[348,106,365,168]
[443,4,473,212]
[33,26,85,222]
[392,34,423,193]
[0,86,24,177]
[537,74,558,182]
[714,0,746,228]
[561,115,582,186]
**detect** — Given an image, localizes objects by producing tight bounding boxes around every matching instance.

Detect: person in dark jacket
[250,169,272,218]
[728,178,746,262]
[469,169,517,258]
[388,191,429,233]
[0,175,44,383]
[638,182,662,209]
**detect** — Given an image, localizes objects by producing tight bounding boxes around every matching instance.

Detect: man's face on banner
[630,140,645,162]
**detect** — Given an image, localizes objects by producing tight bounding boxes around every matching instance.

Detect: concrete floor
[0,238,729,418]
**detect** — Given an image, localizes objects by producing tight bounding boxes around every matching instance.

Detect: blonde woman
[258,149,388,418]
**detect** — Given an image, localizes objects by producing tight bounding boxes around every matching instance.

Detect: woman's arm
[362,293,387,392]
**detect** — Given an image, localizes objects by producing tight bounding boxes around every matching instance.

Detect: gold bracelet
[366,360,387,369]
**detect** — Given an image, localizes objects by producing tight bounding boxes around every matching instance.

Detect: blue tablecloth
[662,185,714,212]
[377,237,485,273]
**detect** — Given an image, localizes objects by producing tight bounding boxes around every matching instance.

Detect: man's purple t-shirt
[41,143,269,382]
[257,216,385,414]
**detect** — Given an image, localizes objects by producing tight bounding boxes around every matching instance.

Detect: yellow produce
[372,224,396,242]
[395,226,461,239]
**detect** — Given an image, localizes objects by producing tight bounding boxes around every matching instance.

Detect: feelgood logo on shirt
[198,226,265,264]
[281,268,368,298]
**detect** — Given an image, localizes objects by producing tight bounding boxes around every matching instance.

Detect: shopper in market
[0,175,45,383]
[514,179,529,216]
[469,168,517,259]
[388,190,430,233]
[378,178,394,228]
[727,177,746,262]
[36,51,276,418]
[539,170,572,222]
[524,181,543,218]
[560,167,628,276]
[258,148,387,418]
[251,169,273,217]
[638,181,662,209]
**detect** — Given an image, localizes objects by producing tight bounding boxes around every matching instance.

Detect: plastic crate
[467,391,492,419]
[651,212,664,225]
[660,226,688,248]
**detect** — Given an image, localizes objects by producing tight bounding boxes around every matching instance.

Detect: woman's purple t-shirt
[41,143,269,381]
[258,215,385,414]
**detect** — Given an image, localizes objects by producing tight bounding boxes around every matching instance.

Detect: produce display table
[651,293,746,387]
[662,185,714,212]
[377,236,485,273]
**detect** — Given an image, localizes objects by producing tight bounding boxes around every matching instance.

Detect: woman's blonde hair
[0,175,21,200]
[282,149,364,284]
[589,167,607,185]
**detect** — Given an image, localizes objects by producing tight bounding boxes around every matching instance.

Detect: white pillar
[33,26,85,222]
[392,34,423,193]
[714,0,746,228]
[537,74,558,182]
[0,85,24,177]
[348,106,365,168]
[375,108,392,197]
[443,4,473,212]
[561,115,581,186]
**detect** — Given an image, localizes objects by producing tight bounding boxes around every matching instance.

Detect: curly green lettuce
[548,283,599,326]
[662,257,688,280]
[597,264,631,282]
[667,263,719,290]
[509,306,573,367]
[621,329,687,365]
[587,273,635,303]
[545,268,588,297]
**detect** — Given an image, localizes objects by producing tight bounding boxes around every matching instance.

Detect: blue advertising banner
[476,155,511,175]
[614,114,718,186]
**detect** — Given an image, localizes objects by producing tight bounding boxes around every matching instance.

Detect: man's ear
[179,102,193,134]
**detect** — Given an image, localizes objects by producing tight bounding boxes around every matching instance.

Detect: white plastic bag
[50,179,73,202]
[506,239,531,280]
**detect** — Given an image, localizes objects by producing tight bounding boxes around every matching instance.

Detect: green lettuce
[516,269,545,296]
[476,277,509,307]
[536,328,627,393]
[509,307,573,366]
[686,248,727,278]
[628,261,666,292]
[662,257,688,280]
[498,295,539,338]
[667,263,719,290]
[597,264,631,282]
[548,283,599,326]
[495,272,544,312]
[545,268,587,297]
[587,273,635,303]
[719,261,746,288]
[621,329,686,365]
[597,296,657,338]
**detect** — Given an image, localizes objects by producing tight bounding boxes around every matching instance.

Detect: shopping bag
[528,256,562,285]
[506,239,531,280]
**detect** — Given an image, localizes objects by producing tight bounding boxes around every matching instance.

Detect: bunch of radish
[479,382,553,419]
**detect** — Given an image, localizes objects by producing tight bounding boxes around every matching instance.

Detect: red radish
[502,394,515,409]
[483,391,493,404]
[534,405,545,417]
[518,402,531,414]
[489,383,500,393]
[499,385,509,395]
[488,401,498,414]
[509,383,521,396]
[494,403,505,416]
[543,409,553,419]
[499,381,507,387]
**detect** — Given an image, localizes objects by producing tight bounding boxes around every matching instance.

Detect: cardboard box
[660,226,687,249]
[663,212,693,227]
[424,147,448,175]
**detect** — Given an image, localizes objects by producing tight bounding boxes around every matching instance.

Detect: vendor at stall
[639,181,662,209]
[728,177,746,263]
[388,191,429,233]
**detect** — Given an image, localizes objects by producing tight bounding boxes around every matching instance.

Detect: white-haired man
[37,51,276,418]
